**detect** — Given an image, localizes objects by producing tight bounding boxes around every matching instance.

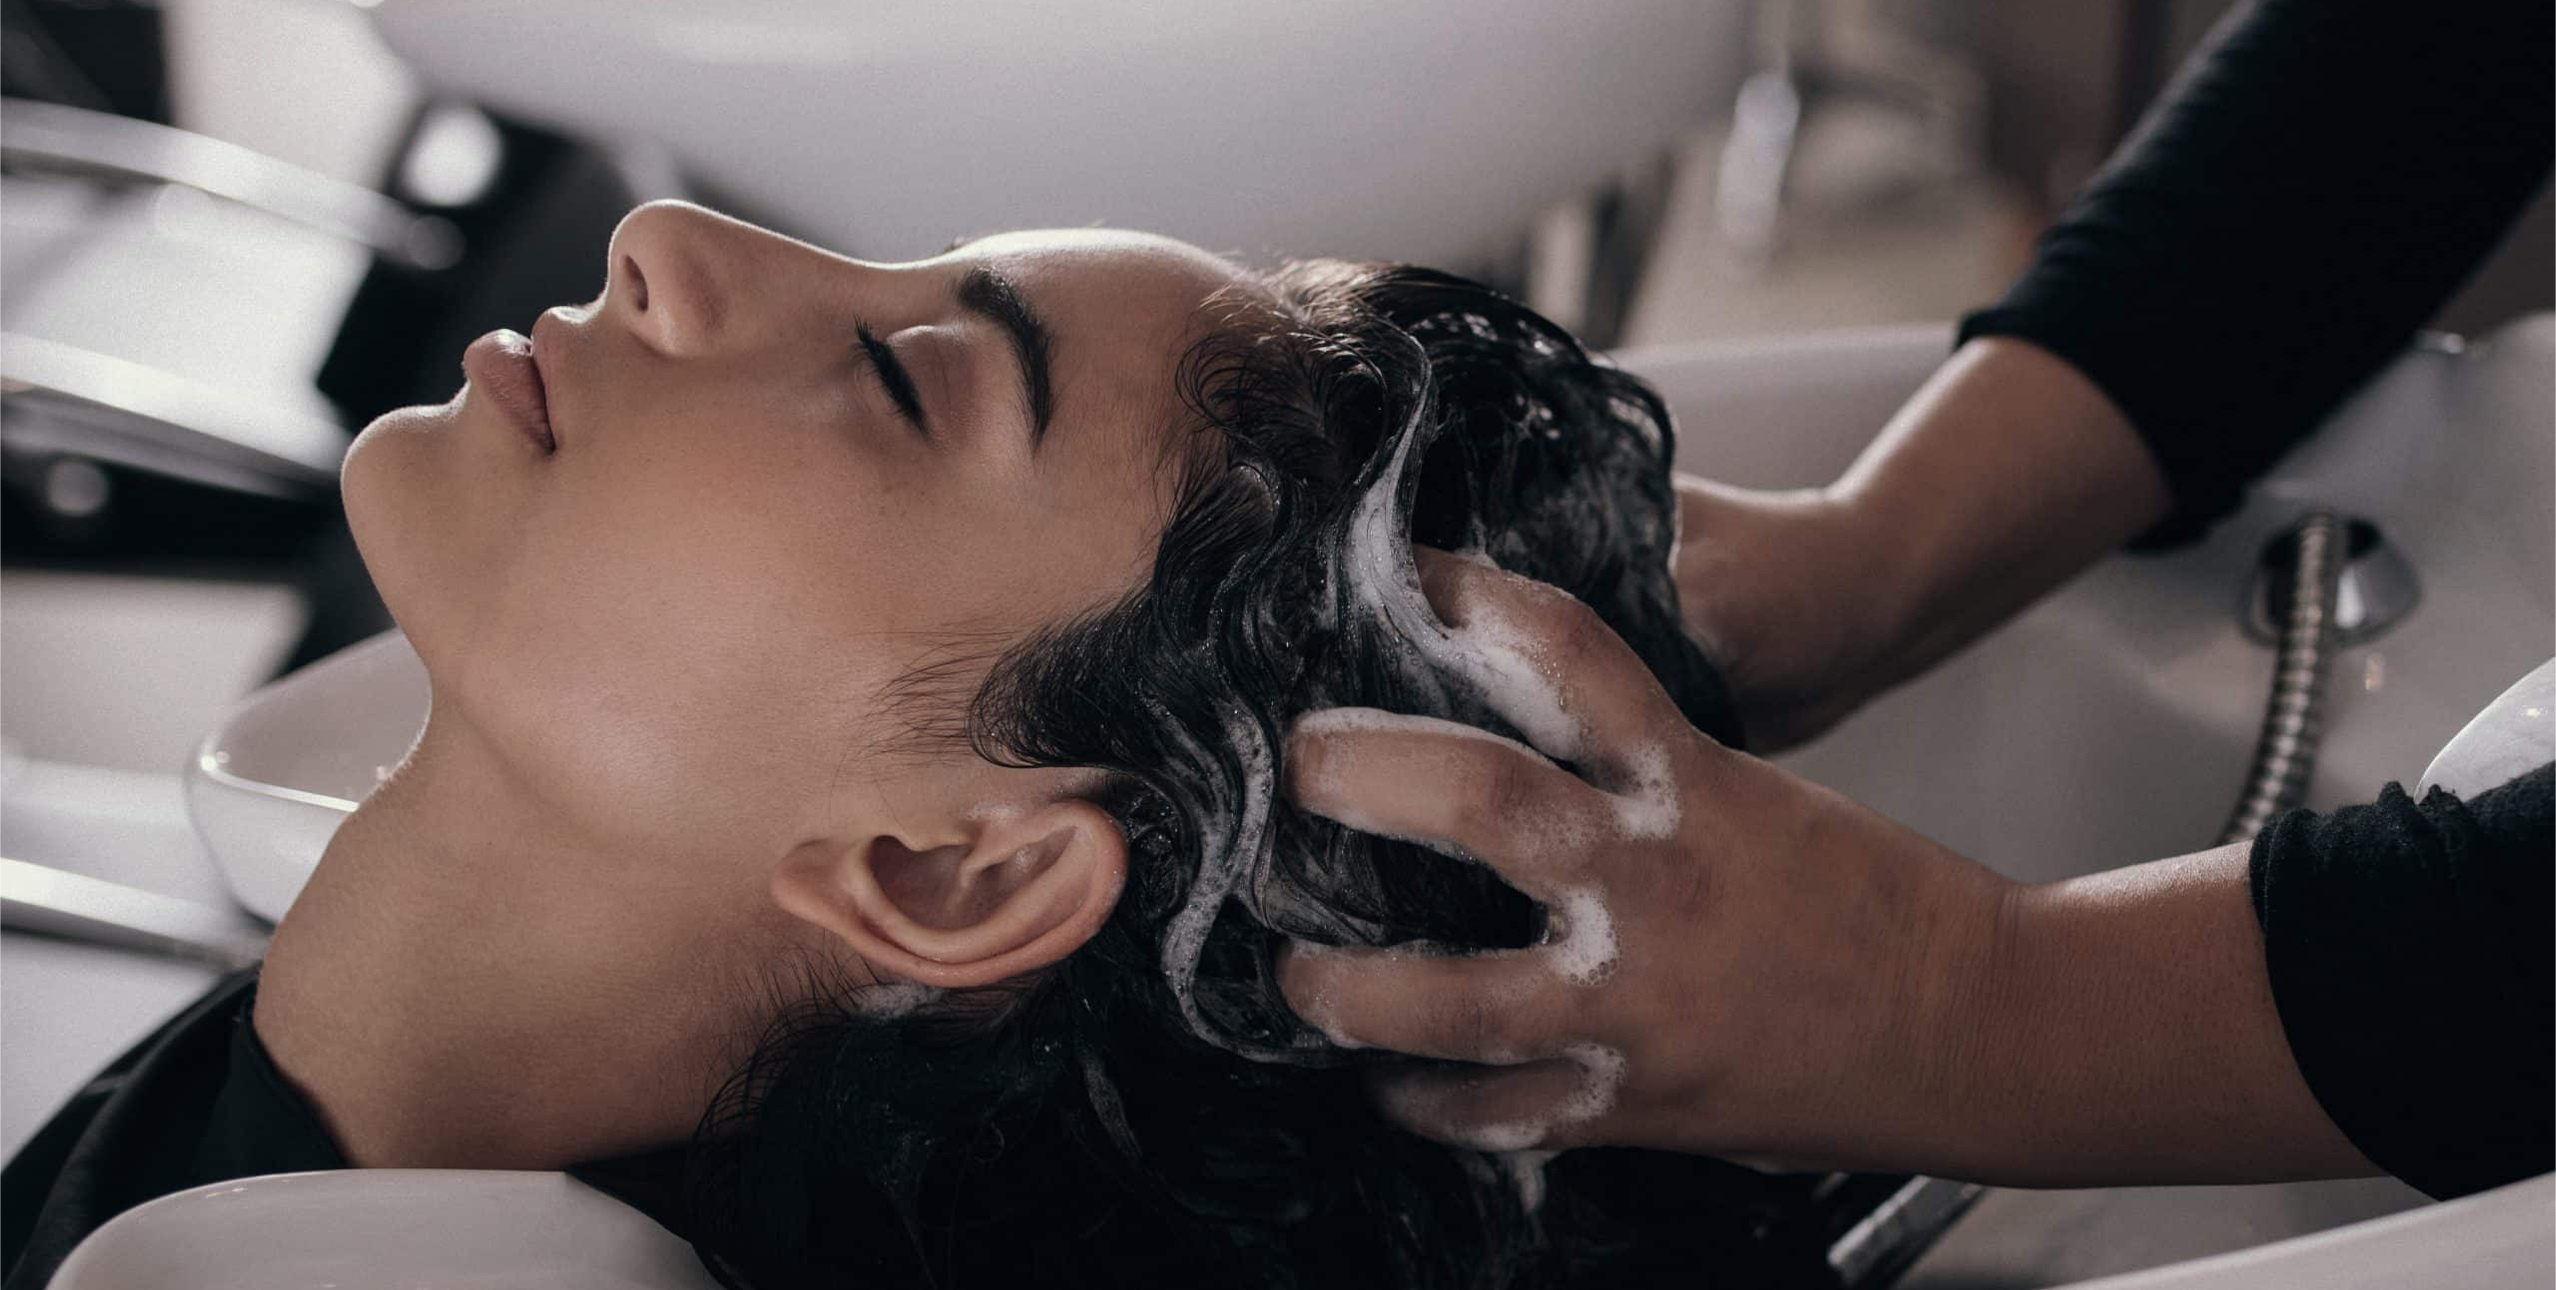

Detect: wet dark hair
[678,262,1845,1287]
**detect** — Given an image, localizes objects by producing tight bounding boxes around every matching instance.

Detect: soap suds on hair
[1342,446,1587,764]
[1336,398,1683,852]
[1425,594,1587,763]
[1154,704,1333,1060]
[851,982,943,1019]
[1320,396,1651,1195]
[1500,1148,1561,1214]
[1160,351,1673,1089]
[1159,704,1277,1044]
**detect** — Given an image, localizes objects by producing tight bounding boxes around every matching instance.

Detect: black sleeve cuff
[2246,765,2554,1198]
[1956,304,2236,552]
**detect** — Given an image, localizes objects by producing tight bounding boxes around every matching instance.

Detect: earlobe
[770,798,1127,990]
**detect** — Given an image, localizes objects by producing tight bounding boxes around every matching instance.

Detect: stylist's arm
[1278,547,2378,1188]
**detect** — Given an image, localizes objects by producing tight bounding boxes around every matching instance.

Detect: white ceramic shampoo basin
[184,628,425,923]
[50,1169,720,1290]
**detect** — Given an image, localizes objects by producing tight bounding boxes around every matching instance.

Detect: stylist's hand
[1278,547,2015,1172]
[1668,477,1891,752]
[1668,339,2175,752]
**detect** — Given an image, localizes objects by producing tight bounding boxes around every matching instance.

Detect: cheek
[448,461,921,846]
[464,571,878,847]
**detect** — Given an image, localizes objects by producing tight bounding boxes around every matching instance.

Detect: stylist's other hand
[1668,477,1890,752]
[1277,548,2014,1171]
[1668,339,2175,752]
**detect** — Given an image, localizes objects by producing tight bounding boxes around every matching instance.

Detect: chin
[339,425,407,600]
[339,409,467,659]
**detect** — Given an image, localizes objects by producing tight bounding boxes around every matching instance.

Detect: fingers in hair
[1285,707,1612,895]
[1276,937,1581,1064]
[1369,1043,1625,1153]
[1408,547,1688,796]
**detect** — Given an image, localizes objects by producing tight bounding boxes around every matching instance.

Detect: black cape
[0,967,706,1289]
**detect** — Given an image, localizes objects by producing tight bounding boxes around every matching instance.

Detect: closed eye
[853,322,929,438]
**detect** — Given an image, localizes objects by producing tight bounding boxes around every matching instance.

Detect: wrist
[1810,434,2003,703]
[1904,846,2377,1187]
[1903,875,2070,1179]
[1861,857,2031,1174]
[1733,837,2022,1176]
[1797,477,1931,702]
[1668,475,1908,745]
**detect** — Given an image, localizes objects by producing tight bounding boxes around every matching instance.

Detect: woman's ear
[770,798,1127,990]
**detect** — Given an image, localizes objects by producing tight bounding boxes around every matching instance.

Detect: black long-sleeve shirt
[1961,0,2554,1199]
[1962,0,2552,549]
[2251,767,2553,1199]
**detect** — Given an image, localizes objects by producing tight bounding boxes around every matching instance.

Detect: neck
[253,707,816,1170]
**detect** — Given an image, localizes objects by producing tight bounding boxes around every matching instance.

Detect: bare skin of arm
[1672,336,2174,751]
[1948,840,2376,1186]
[1277,550,2376,1186]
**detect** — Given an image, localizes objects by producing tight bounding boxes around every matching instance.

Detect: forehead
[949,228,1252,446]
[951,228,1246,332]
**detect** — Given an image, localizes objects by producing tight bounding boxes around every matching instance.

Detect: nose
[600,199,865,358]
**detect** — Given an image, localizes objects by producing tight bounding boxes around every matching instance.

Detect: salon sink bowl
[50,1169,720,1290]
[185,627,426,924]
[162,316,2554,1289]
[367,0,1750,266]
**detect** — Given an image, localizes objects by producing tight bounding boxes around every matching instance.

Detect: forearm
[1822,337,2170,701]
[1915,841,2376,1187]
[1664,339,2170,750]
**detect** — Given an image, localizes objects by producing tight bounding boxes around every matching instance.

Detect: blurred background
[1,3,2547,1282]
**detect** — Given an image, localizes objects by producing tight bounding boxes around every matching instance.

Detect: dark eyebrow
[955,264,1055,448]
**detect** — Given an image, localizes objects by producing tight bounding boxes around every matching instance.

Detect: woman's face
[342,201,1248,861]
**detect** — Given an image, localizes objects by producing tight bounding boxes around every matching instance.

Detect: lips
[462,329,555,453]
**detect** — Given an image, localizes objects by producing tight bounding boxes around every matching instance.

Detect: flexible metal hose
[2219,511,2348,845]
